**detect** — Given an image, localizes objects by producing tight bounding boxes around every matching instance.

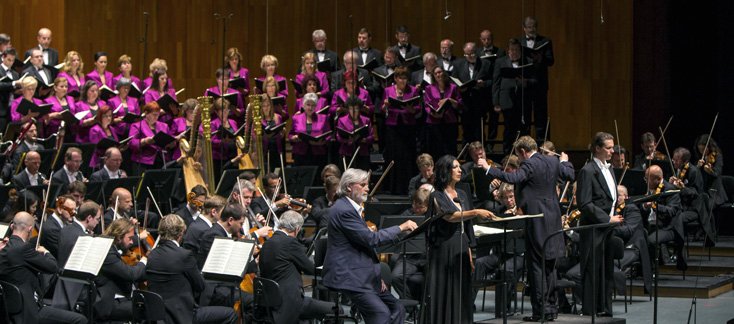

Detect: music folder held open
[202,237,256,282]
[61,235,114,282]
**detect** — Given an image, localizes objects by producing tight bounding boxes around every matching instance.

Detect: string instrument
[651,182,663,210]
[200,96,217,190]
[180,101,207,193]
[615,203,626,215]
[122,199,148,266]
[4,118,36,155]
[364,162,394,245]
[707,152,716,165]
[485,159,501,168]
[678,164,689,180]
[186,192,203,209]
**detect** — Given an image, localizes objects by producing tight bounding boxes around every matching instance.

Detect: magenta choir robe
[288,112,331,156]
[107,95,140,138]
[88,124,118,167]
[294,71,330,98]
[336,115,374,156]
[43,95,77,135]
[85,70,115,89]
[73,99,106,142]
[423,83,462,124]
[129,120,170,165]
[380,85,420,126]
[57,72,85,96]
[330,88,374,117]
[10,97,45,122]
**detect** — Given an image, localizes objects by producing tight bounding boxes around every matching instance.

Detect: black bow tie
[527,37,536,41]
[37,68,43,72]
[316,50,325,54]
[398,45,407,49]
[42,48,48,52]
[359,48,369,53]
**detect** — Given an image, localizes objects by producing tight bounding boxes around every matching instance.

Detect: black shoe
[596,312,613,317]
[522,314,554,322]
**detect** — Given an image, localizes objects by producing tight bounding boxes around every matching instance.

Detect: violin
[615,203,626,215]
[486,159,500,168]
[707,152,716,164]
[186,192,203,209]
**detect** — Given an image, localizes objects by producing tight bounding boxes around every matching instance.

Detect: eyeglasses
[464,53,476,57]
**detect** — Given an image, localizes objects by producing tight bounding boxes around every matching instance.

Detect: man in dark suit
[437,39,457,72]
[93,188,133,235]
[576,132,625,317]
[323,169,417,324]
[146,214,238,324]
[394,25,422,72]
[492,39,536,154]
[0,48,22,132]
[452,42,493,146]
[260,210,336,323]
[331,50,377,97]
[182,195,226,257]
[24,28,59,68]
[642,165,683,270]
[520,16,554,140]
[40,194,76,258]
[614,185,653,294]
[308,175,339,238]
[89,147,127,182]
[0,212,88,324]
[410,52,436,88]
[52,147,86,194]
[9,122,41,173]
[12,150,48,190]
[175,184,207,227]
[354,28,383,70]
[250,172,289,221]
[477,30,506,140]
[480,136,574,321]
[669,147,714,256]
[22,48,53,98]
[670,147,704,194]
[93,218,147,322]
[299,29,339,75]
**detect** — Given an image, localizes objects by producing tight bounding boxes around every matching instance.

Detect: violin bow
[279,153,288,196]
[35,171,54,250]
[701,112,719,160]
[257,185,279,227]
[651,116,674,159]
[543,118,550,146]
[504,131,521,172]
[369,161,394,197]
[146,186,164,221]
[347,147,360,169]
[658,126,676,178]
[236,178,253,235]
[559,181,571,204]
[456,143,470,161]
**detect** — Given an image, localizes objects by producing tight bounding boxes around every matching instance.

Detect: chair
[312,237,358,323]
[132,290,167,323]
[380,262,419,323]
[0,280,23,323]
[252,277,282,324]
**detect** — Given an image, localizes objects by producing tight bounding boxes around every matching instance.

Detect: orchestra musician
[145,214,238,324]
[322,168,417,324]
[479,136,574,322]
[175,184,207,227]
[3,189,40,223]
[74,80,106,142]
[694,134,726,206]
[108,77,141,138]
[633,132,666,170]
[296,52,330,99]
[51,147,86,193]
[336,96,374,171]
[425,65,462,158]
[86,52,114,89]
[57,50,86,98]
[40,194,77,258]
[43,77,75,138]
[112,54,143,91]
[89,147,128,181]
[11,150,48,190]
[407,153,434,197]
[642,165,683,270]
[611,145,627,169]
[289,93,330,171]
[0,212,88,324]
[225,47,251,96]
[250,172,289,220]
[182,195,227,259]
[391,188,430,301]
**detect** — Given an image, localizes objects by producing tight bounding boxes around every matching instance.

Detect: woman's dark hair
[300,74,321,93]
[429,66,447,87]
[345,96,363,109]
[6,190,40,222]
[151,69,169,92]
[80,80,99,103]
[694,134,721,157]
[433,155,456,192]
[93,52,107,63]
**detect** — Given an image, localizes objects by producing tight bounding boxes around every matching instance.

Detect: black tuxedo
[182,216,212,259]
[94,245,146,321]
[259,231,318,323]
[520,35,554,139]
[175,205,196,227]
[0,64,20,122]
[451,57,493,144]
[437,55,458,72]
[52,167,85,194]
[52,221,88,310]
[196,223,229,269]
[22,65,54,96]
[678,163,705,194]
[491,55,537,153]
[397,43,423,71]
[477,46,507,60]
[25,46,60,67]
[410,69,431,87]
[613,203,653,293]
[147,239,238,324]
[299,49,340,74]
[310,195,333,232]
[353,47,384,69]
[89,168,124,182]
[11,169,47,190]
[476,46,506,140]
[40,214,64,258]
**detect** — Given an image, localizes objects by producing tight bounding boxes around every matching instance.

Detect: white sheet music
[64,236,113,275]
[474,225,514,237]
[0,223,9,236]
[202,238,255,277]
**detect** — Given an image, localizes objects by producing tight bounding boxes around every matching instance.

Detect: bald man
[94,188,134,234]
[437,39,457,72]
[643,164,683,270]
[11,150,48,189]
[90,147,128,181]
[25,27,59,68]
[0,212,87,323]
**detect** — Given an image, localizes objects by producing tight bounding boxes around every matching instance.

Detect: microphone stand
[214,13,234,177]
[137,11,149,176]
[453,196,464,324]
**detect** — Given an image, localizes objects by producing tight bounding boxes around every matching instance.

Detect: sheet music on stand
[0,223,9,238]
[489,213,544,222]
[61,236,113,282]
[202,237,256,282]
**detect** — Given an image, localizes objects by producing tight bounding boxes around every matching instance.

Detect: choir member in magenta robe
[335,96,374,171]
[88,105,120,168]
[288,93,330,172]
[43,77,76,140]
[108,77,141,139]
[129,102,173,176]
[424,66,462,158]
[295,52,330,99]
[256,94,286,173]
[112,54,143,91]
[10,77,44,124]
[294,75,329,115]
[225,47,251,97]
[330,70,373,119]
[57,51,85,99]
[261,76,289,122]
[381,66,420,195]
[85,52,114,89]
[205,68,244,124]
[74,80,107,143]
[143,69,178,125]
[256,54,289,98]
[142,58,175,91]
[171,98,198,161]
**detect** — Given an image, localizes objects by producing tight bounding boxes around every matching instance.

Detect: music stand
[303,186,326,204]
[363,202,411,226]
[85,181,106,207]
[136,169,180,214]
[284,166,317,197]
[36,149,57,176]
[53,143,96,176]
[651,160,674,180]
[614,168,647,196]
[102,177,143,203]
[379,215,426,300]
[214,169,261,197]
[25,184,62,204]
[2,122,24,142]
[471,167,492,201]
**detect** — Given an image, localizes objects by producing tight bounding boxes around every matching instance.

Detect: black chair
[555,279,578,314]
[252,277,282,324]
[0,280,23,323]
[379,262,419,323]
[312,237,358,323]
[132,290,167,323]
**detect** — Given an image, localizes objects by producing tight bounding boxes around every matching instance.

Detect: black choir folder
[387,96,419,108]
[298,131,332,142]
[290,79,304,94]
[499,63,535,79]
[153,131,176,148]
[202,237,256,282]
[359,58,379,70]
[337,125,369,139]
[228,77,248,90]
[449,76,477,90]
[205,90,239,107]
[428,99,451,114]
[317,59,333,73]
[16,99,52,117]
[60,235,113,282]
[255,79,287,92]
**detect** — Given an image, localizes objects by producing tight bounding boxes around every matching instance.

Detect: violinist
[40,195,76,258]
[182,195,226,258]
[175,184,207,227]
[336,96,375,172]
[408,153,434,197]
[694,134,726,205]
[51,147,86,196]
[643,165,684,271]
[11,150,49,190]
[540,141,556,156]
[612,185,653,293]
[94,218,148,322]
[3,189,39,223]
[309,175,339,239]
[89,147,128,181]
[229,179,271,240]
[459,141,486,182]
[669,147,704,193]
[95,187,134,234]
[43,77,76,140]
[0,212,89,324]
[251,173,290,221]
[10,121,41,172]
[67,181,87,208]
[611,145,627,169]
[633,132,667,170]
[145,214,238,324]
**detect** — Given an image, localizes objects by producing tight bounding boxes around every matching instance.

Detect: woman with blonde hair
[57,51,85,97]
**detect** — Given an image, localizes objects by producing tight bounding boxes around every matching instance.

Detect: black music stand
[614,168,647,196]
[136,169,180,214]
[363,202,411,226]
[303,186,326,204]
[215,169,261,197]
[472,167,493,201]
[36,149,57,176]
[25,184,62,205]
[102,177,143,203]
[651,160,674,180]
[284,166,317,197]
[85,181,106,206]
[379,215,426,301]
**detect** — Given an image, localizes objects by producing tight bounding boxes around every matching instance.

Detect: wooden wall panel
[0,0,634,151]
